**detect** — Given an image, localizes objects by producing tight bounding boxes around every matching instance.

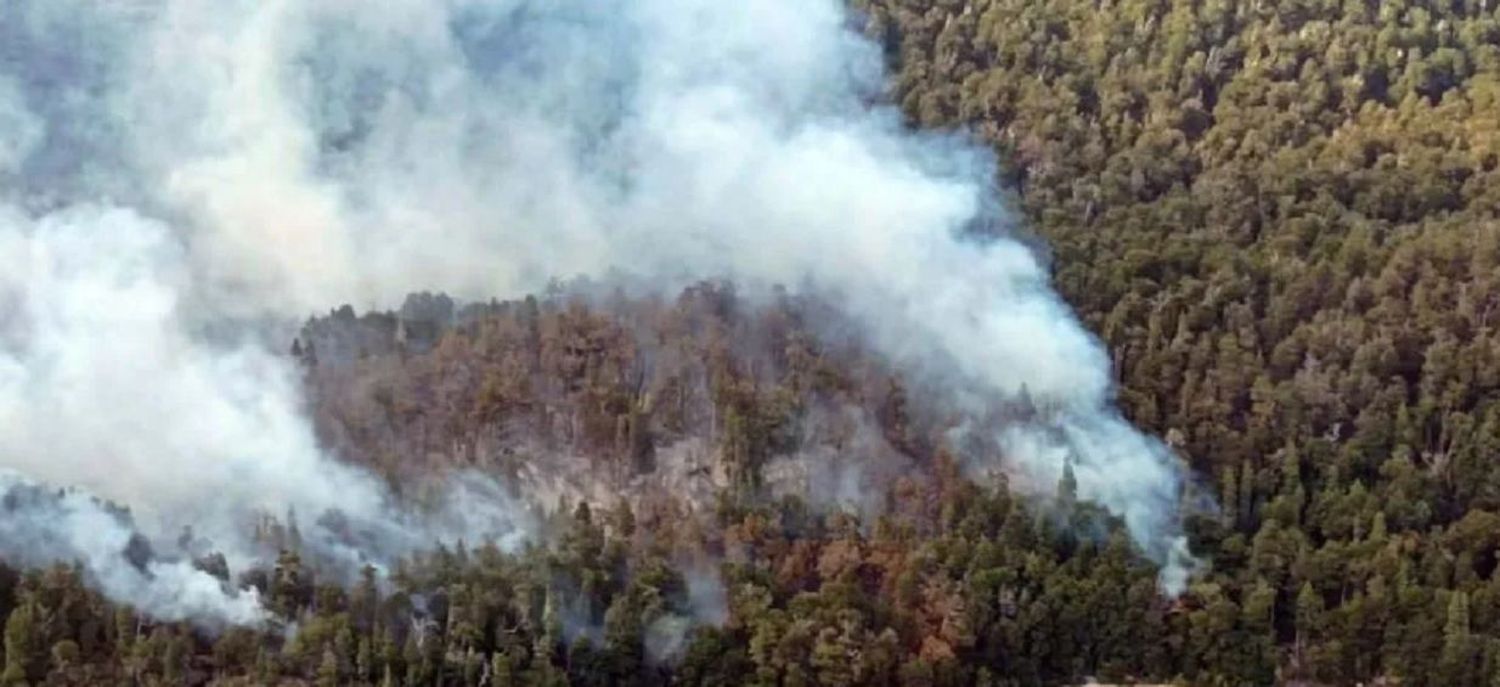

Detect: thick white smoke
[0,203,532,621]
[0,470,265,626]
[0,205,385,546]
[0,0,1200,616]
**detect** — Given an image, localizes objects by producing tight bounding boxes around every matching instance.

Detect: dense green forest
[6,0,1500,684]
[855,0,1500,682]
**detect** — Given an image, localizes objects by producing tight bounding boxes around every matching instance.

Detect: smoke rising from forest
[0,0,1199,620]
[0,470,267,625]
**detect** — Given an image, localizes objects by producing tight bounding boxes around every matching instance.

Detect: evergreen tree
[2,602,43,686]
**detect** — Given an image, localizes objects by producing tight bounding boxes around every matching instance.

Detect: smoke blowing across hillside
[0,0,1199,620]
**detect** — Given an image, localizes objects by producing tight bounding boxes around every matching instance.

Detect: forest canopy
[4,0,1500,685]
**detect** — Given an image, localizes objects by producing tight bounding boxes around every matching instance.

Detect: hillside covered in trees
[0,287,1175,686]
[4,0,1500,685]
[854,0,1500,682]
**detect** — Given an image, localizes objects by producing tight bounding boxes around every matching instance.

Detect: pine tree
[163,633,187,685]
[2,602,43,686]
[1294,582,1324,663]
[492,651,516,687]
[1057,458,1079,514]
[1440,591,1478,685]
[317,646,341,687]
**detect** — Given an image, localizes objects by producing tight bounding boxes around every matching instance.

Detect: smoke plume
[0,0,1200,618]
[0,470,265,625]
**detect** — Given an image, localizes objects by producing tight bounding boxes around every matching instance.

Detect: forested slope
[3,1,1500,686]
[0,288,1174,687]
[852,0,1500,683]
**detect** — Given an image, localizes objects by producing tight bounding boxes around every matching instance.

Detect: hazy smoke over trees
[0,0,1200,620]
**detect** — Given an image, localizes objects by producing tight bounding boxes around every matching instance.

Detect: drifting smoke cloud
[0,203,532,618]
[0,470,264,625]
[1,205,387,549]
[0,0,1200,618]
[645,566,728,665]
